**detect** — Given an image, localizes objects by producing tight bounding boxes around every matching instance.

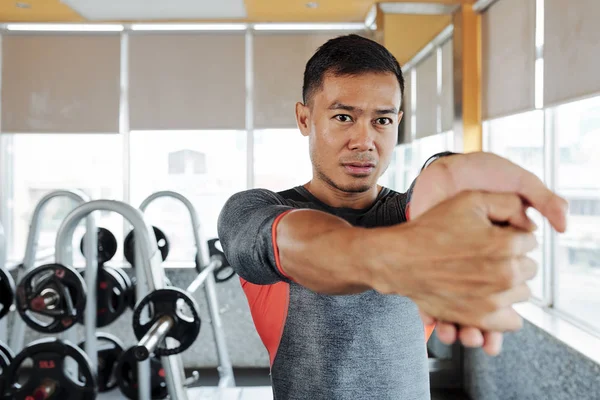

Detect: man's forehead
[315,72,402,108]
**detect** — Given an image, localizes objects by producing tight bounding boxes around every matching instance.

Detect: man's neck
[303,179,382,210]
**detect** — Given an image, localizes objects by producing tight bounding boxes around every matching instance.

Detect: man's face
[298,72,402,193]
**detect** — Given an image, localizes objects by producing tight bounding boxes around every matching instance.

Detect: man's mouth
[342,162,376,175]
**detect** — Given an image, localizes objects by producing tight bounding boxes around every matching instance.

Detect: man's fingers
[458,327,484,348]
[449,153,569,233]
[480,307,524,332]
[412,152,569,233]
[491,283,533,309]
[480,192,537,232]
[482,331,504,356]
[436,322,458,345]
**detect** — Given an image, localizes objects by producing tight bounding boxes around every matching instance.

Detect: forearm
[276,209,414,296]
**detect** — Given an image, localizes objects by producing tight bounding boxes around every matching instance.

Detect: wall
[463,320,600,400]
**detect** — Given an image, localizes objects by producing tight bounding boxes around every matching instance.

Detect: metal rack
[55,199,188,400]
[138,190,236,388]
[8,189,98,373]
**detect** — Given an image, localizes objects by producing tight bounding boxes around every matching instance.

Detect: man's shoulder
[226,187,308,207]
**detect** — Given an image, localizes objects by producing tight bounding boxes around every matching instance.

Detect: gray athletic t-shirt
[217,185,432,400]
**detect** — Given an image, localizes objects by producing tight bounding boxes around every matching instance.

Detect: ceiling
[1,0,473,22]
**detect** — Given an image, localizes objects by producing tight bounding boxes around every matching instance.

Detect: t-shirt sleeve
[217,188,295,285]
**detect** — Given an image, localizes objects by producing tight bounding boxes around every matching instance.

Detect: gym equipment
[0,222,13,343]
[78,333,124,392]
[115,346,167,400]
[125,274,172,311]
[124,225,170,265]
[55,199,187,400]
[79,227,117,265]
[15,263,87,334]
[136,191,235,388]
[9,189,97,359]
[0,269,15,322]
[81,267,129,327]
[132,287,201,360]
[2,337,97,400]
[203,238,236,284]
[79,227,130,327]
[0,339,14,376]
[131,250,235,362]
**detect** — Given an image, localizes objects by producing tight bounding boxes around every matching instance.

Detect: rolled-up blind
[253,32,343,130]
[128,32,246,131]
[415,53,438,139]
[2,33,121,133]
[544,0,600,106]
[441,39,454,132]
[482,0,535,120]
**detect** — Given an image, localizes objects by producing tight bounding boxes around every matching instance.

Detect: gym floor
[95,368,471,400]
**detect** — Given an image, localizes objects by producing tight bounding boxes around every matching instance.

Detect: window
[253,129,312,192]
[484,111,545,299]
[390,144,418,193]
[129,130,247,264]
[1,134,124,266]
[553,95,600,331]
[415,131,454,168]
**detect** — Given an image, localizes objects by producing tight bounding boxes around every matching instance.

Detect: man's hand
[373,191,539,327]
[409,152,568,355]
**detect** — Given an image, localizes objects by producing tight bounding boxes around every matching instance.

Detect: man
[218,35,567,400]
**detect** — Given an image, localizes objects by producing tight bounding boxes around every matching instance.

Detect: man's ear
[398,110,404,125]
[296,102,311,137]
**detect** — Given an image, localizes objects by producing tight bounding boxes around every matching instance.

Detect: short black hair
[302,34,404,105]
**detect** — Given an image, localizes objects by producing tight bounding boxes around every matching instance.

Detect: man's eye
[375,118,393,126]
[335,115,353,123]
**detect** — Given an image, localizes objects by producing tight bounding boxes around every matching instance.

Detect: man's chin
[334,178,374,193]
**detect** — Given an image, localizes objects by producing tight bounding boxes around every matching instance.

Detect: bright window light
[5,23,124,32]
[130,23,247,31]
[535,58,544,109]
[253,23,365,31]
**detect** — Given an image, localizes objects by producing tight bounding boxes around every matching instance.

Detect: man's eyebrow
[375,107,399,115]
[328,102,361,112]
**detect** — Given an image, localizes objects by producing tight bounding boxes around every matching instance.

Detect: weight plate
[126,275,172,311]
[79,227,118,265]
[0,268,15,320]
[80,267,129,327]
[123,226,170,266]
[132,288,201,357]
[16,263,87,334]
[2,337,97,400]
[206,239,236,283]
[78,332,124,392]
[115,346,167,400]
[0,339,14,375]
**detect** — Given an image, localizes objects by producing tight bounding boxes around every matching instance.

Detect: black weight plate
[3,337,97,400]
[207,239,236,283]
[79,227,118,265]
[132,288,201,357]
[123,226,170,266]
[16,263,87,334]
[0,339,14,375]
[126,275,172,311]
[0,268,15,320]
[80,267,129,328]
[115,347,167,400]
[78,332,124,392]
